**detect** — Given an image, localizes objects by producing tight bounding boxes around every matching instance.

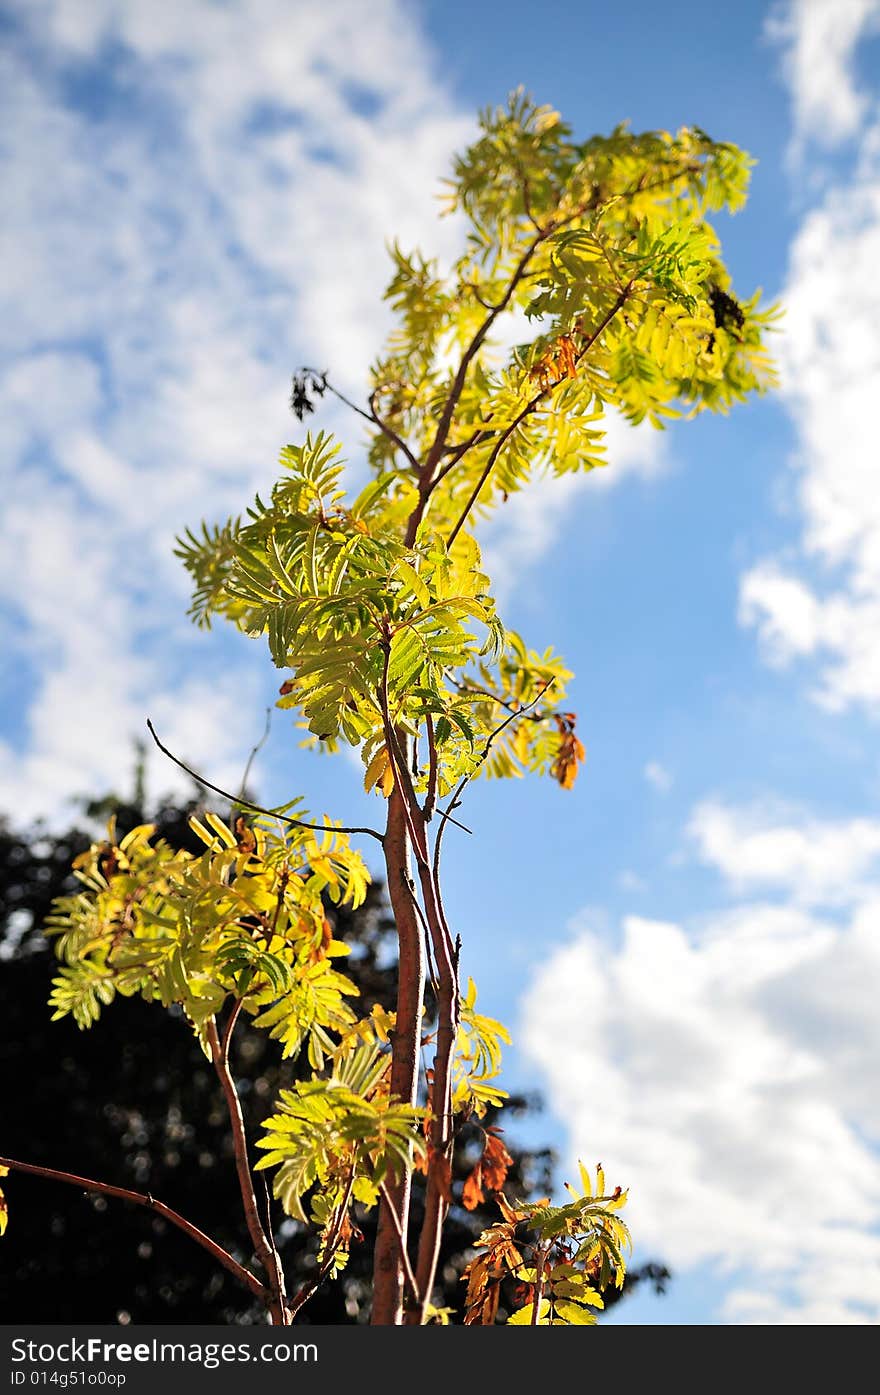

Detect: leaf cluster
[45,812,367,1067]
[463,1161,631,1326]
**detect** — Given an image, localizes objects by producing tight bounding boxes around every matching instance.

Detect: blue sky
[3,0,880,1324]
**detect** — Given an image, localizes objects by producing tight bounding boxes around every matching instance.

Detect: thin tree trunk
[370,787,425,1324]
[405,857,458,1322]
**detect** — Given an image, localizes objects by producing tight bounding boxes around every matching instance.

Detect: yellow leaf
[507,1298,551,1325]
[578,1159,593,1197]
[204,812,237,848]
[512,723,530,762]
[363,745,394,797]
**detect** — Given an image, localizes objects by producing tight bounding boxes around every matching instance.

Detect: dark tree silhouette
[0,788,668,1323]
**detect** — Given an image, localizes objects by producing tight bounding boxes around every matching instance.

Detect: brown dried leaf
[482,1131,514,1193]
[234,815,257,856]
[462,1164,484,1212]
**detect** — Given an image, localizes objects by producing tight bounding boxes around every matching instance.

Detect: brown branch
[0,1154,267,1304]
[435,426,496,479]
[404,873,457,1324]
[378,1183,421,1312]
[206,1018,289,1325]
[422,229,551,480]
[375,635,428,859]
[423,714,438,823]
[406,684,555,1321]
[371,786,426,1325]
[367,389,422,474]
[421,182,619,494]
[531,1243,550,1325]
[403,814,459,1325]
[297,367,421,473]
[288,1172,357,1321]
[373,630,459,1325]
[220,998,244,1059]
[371,634,432,1324]
[445,286,632,548]
[146,718,384,844]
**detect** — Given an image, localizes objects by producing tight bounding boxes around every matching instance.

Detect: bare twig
[378,1183,421,1311]
[0,1154,267,1304]
[207,1019,289,1324]
[367,390,422,474]
[295,366,421,470]
[432,679,556,887]
[146,719,384,845]
[237,706,272,802]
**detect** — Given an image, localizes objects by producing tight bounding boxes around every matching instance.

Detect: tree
[0,791,669,1322]
[0,92,772,1326]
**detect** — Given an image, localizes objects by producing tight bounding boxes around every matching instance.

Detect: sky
[2,0,880,1325]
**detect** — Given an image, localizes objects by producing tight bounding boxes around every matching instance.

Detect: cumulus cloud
[689,798,880,905]
[767,0,880,153]
[522,886,880,1323]
[740,12,880,711]
[2,1,681,817]
[0,0,472,821]
[739,171,880,709]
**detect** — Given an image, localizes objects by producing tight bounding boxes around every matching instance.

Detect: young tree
[11,792,652,1324]
[0,93,773,1326]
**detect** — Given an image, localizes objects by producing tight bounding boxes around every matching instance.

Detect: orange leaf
[482,1132,514,1193]
[462,1164,485,1212]
[233,814,257,856]
[551,713,586,789]
[309,915,334,964]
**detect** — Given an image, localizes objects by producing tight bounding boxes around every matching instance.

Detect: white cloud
[740,28,880,709]
[522,890,880,1323]
[1,1,685,815]
[0,479,262,819]
[689,798,880,904]
[481,412,667,598]
[767,0,880,153]
[738,563,820,664]
[644,760,672,792]
[0,0,472,820]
